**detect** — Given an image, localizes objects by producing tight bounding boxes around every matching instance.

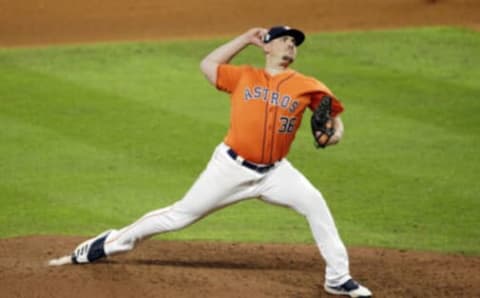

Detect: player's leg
[70,143,258,263]
[258,160,371,297]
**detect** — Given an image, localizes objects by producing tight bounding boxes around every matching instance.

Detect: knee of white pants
[292,194,328,218]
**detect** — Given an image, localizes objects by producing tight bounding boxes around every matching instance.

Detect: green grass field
[1,27,479,254]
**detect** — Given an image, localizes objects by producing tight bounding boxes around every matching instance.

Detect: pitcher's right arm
[200,28,267,86]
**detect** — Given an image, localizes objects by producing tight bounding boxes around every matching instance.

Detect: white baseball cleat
[324,279,372,298]
[71,230,113,264]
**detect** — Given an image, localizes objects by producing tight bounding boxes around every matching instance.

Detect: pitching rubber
[48,255,72,266]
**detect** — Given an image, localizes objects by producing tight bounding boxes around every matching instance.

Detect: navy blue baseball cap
[263,26,305,46]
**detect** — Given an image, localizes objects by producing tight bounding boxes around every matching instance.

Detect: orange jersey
[216,64,344,164]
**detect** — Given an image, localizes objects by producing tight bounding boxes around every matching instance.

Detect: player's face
[267,35,297,64]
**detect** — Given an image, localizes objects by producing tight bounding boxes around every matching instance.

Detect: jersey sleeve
[309,92,344,117]
[296,76,344,117]
[216,64,246,93]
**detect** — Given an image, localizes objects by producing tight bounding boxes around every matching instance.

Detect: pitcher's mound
[1,236,479,297]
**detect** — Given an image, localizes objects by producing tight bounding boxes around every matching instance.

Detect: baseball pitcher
[50,26,372,298]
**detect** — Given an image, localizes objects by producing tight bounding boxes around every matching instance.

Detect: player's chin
[282,55,295,65]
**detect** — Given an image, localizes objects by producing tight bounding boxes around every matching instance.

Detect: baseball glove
[311,95,335,148]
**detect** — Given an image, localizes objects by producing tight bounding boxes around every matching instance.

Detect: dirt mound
[1,236,479,297]
[1,0,479,47]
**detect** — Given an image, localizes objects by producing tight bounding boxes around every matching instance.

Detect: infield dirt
[1,236,480,297]
[1,0,480,297]
[1,0,479,46]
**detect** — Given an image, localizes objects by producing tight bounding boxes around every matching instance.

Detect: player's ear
[263,42,272,54]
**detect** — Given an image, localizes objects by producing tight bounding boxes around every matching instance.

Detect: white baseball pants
[103,142,352,286]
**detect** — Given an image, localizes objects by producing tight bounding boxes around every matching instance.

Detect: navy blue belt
[227,149,276,174]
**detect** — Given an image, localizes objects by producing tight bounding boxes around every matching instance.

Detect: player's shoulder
[246,65,265,73]
[292,71,329,89]
[292,71,323,83]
